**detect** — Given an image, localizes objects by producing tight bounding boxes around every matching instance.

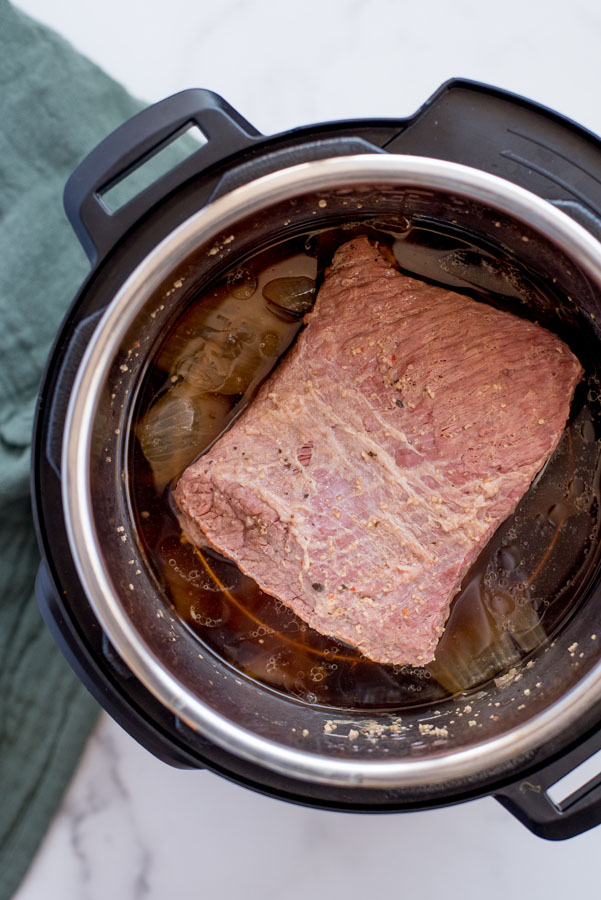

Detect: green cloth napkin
[0,4,148,896]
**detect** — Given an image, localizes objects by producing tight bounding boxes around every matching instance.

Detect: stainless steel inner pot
[62,154,601,794]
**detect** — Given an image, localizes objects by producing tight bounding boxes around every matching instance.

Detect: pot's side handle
[64,89,261,266]
[494,724,601,840]
[386,78,601,242]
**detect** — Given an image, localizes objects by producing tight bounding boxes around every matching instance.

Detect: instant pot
[31,79,601,839]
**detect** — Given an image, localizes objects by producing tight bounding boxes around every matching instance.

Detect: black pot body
[31,79,601,839]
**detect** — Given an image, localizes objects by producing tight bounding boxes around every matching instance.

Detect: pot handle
[386,78,601,242]
[495,724,601,839]
[64,89,261,265]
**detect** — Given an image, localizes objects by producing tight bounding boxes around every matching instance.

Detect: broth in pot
[129,217,601,711]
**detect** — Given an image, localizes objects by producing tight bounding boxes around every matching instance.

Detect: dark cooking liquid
[129,218,601,709]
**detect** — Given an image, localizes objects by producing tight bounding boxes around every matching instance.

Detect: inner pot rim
[62,153,601,789]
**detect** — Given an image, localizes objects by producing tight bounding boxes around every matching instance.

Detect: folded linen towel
[0,3,151,896]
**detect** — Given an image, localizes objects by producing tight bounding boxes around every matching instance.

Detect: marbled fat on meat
[174,237,583,665]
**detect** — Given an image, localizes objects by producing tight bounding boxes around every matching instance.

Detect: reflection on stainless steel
[62,155,601,789]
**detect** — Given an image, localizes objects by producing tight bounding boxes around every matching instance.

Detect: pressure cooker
[31,78,601,839]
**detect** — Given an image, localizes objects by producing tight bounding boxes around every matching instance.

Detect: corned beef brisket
[174,237,582,665]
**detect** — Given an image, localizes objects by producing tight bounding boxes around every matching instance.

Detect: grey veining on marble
[10,0,601,896]
[13,713,601,900]
[64,728,152,900]
[17,721,155,900]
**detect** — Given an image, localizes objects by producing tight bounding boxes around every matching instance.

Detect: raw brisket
[174,237,582,665]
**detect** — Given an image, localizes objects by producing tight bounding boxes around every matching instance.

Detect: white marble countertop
[11,0,601,896]
[14,712,601,900]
